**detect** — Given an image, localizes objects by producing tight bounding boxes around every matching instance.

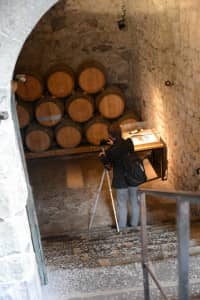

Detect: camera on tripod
[90,140,119,232]
[99,139,112,171]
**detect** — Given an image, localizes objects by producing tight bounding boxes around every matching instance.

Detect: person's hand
[106,138,114,145]
[98,151,105,157]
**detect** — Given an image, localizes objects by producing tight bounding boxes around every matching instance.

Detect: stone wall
[127,0,200,190]
[15,0,134,109]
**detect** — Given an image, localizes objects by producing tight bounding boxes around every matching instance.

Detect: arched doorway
[2,2,200,300]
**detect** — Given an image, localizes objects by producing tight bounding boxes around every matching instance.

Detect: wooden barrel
[77,61,106,94]
[55,119,82,148]
[35,97,64,127]
[46,65,75,98]
[84,117,110,146]
[25,123,53,152]
[96,87,125,119]
[66,93,94,123]
[16,74,43,101]
[16,101,33,128]
[117,112,139,130]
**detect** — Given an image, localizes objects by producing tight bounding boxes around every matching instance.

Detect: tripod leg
[88,169,106,231]
[106,170,120,233]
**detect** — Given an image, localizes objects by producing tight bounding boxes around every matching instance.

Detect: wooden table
[123,129,167,180]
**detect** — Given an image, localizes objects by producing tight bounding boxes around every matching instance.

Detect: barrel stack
[15,61,138,153]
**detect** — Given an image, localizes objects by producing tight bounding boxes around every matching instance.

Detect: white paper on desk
[130,132,159,145]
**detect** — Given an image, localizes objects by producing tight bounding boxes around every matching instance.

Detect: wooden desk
[122,129,167,180]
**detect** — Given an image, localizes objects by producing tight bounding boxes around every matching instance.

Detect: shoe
[119,226,129,233]
[130,225,140,231]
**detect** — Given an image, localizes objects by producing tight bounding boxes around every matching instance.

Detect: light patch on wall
[66,161,84,188]
[127,0,165,16]
[149,86,166,139]
[67,0,121,15]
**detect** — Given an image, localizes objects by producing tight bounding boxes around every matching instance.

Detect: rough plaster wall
[0,1,58,299]
[15,0,134,108]
[127,0,200,190]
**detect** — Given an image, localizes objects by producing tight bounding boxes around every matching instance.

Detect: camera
[99,138,109,146]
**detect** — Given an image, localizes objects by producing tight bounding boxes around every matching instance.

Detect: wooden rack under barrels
[25,133,167,181]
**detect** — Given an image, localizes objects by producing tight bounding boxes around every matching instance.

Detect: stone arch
[0,2,58,300]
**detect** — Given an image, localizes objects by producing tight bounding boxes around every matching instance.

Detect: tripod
[89,163,120,233]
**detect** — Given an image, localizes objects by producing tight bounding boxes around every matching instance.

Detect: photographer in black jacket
[99,124,140,230]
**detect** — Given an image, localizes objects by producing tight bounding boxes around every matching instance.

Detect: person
[99,123,140,230]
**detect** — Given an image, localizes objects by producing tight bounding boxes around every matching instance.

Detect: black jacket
[101,138,134,188]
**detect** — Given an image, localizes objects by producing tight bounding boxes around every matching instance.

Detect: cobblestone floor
[42,222,200,300]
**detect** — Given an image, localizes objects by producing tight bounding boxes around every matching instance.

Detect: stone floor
[42,222,200,300]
